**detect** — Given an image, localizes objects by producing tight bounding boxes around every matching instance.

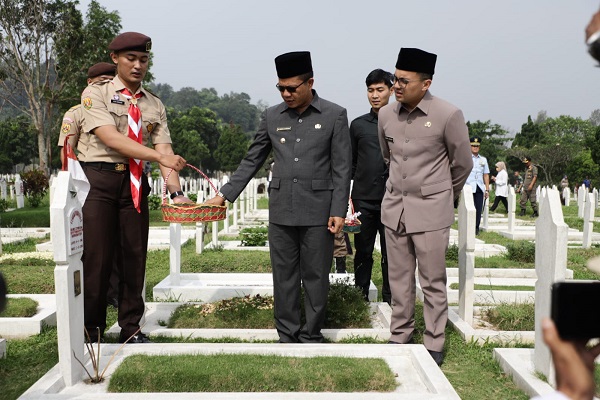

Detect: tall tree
[589,109,600,127]
[168,106,220,174]
[0,115,37,171]
[0,0,120,171]
[214,123,250,172]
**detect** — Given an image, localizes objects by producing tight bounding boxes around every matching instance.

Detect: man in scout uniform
[464,136,490,235]
[378,47,472,366]
[519,156,538,217]
[58,62,121,309]
[350,68,394,304]
[79,32,190,344]
[58,62,116,165]
[206,51,351,343]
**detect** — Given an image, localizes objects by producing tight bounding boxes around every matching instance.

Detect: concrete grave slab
[21,343,461,399]
[154,273,378,302]
[0,294,56,338]
[106,301,392,342]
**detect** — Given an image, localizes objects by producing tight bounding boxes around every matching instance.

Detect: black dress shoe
[428,350,444,366]
[119,332,151,344]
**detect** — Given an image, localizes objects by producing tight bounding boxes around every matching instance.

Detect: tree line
[1,0,600,187]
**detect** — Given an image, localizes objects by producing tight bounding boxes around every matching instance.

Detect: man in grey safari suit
[378,48,472,365]
[206,51,351,343]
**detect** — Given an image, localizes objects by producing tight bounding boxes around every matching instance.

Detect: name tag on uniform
[385,136,394,143]
[111,99,125,105]
[276,127,292,131]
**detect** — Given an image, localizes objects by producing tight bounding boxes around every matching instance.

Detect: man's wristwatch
[170,190,185,200]
[216,191,227,201]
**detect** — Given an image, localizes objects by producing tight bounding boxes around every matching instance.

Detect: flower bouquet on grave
[342,198,361,234]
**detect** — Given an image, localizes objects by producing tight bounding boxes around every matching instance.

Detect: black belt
[80,161,129,172]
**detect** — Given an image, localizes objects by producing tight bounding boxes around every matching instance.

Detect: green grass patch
[0,297,38,317]
[169,281,371,329]
[482,303,535,331]
[0,206,50,228]
[0,236,48,253]
[108,353,398,393]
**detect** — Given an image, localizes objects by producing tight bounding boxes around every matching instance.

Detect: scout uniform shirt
[79,75,172,162]
[58,104,83,150]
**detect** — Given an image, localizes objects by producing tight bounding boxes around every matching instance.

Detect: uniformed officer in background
[378,47,472,366]
[519,156,538,217]
[58,62,116,164]
[206,51,351,343]
[79,32,190,344]
[464,136,490,235]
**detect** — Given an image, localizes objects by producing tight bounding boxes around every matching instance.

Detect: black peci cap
[395,48,437,75]
[275,51,313,79]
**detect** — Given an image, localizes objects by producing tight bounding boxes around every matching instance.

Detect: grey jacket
[220,91,351,226]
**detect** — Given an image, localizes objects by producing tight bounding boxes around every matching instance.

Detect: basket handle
[162,163,219,204]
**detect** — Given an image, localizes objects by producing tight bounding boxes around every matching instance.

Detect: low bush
[21,170,49,208]
[240,226,268,247]
[505,241,535,263]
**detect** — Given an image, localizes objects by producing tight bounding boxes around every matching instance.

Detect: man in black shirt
[350,69,394,304]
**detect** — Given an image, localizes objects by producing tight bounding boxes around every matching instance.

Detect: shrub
[21,170,49,208]
[506,240,535,263]
[148,195,162,211]
[0,198,10,213]
[446,243,459,262]
[240,226,268,247]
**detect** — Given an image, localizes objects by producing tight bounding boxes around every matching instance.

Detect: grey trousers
[385,224,450,352]
[268,223,334,343]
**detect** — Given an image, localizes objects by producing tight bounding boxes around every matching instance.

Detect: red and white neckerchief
[120,88,144,213]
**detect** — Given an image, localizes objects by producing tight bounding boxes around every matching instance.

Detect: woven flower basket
[161,164,227,223]
[342,198,361,234]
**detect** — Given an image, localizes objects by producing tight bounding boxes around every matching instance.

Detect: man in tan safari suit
[378,48,472,366]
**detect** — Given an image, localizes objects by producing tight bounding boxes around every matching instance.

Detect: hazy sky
[78,0,600,135]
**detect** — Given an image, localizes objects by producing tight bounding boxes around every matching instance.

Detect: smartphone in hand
[551,281,600,340]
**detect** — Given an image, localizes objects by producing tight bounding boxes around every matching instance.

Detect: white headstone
[594,188,599,209]
[50,171,85,386]
[458,187,476,325]
[533,188,568,386]
[195,188,205,254]
[577,185,586,218]
[482,194,489,231]
[507,187,516,233]
[1,178,7,200]
[15,174,24,209]
[583,193,595,249]
[169,223,181,286]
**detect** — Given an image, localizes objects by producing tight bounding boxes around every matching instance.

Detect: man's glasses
[393,75,423,88]
[276,79,308,93]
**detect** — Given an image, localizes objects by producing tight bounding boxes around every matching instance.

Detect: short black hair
[297,71,314,81]
[365,69,393,88]
[418,72,433,81]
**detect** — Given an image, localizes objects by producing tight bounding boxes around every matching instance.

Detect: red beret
[87,62,116,78]
[108,32,152,53]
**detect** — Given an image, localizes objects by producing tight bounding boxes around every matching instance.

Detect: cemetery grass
[109,353,398,393]
[0,297,38,317]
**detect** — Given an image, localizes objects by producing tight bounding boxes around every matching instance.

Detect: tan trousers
[333,231,348,257]
[385,223,450,352]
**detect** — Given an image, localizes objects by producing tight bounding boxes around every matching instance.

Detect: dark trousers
[81,165,149,337]
[490,195,508,213]
[473,187,484,233]
[268,223,333,343]
[353,199,390,304]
